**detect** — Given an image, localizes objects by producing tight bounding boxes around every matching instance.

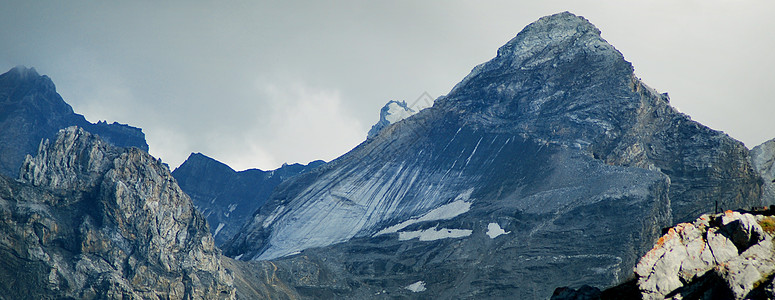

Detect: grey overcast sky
[1,1,774,171]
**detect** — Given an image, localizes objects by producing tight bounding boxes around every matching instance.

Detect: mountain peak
[496,11,602,58]
[367,100,417,138]
[449,12,624,99]
[185,152,236,171]
[9,65,40,78]
[19,127,116,190]
[0,65,56,93]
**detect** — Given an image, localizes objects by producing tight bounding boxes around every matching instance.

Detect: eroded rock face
[0,66,148,177]
[635,211,775,300]
[0,127,234,299]
[751,138,775,205]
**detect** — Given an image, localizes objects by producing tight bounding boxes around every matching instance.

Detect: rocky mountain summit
[172,153,325,245]
[0,127,234,299]
[223,12,762,298]
[367,100,418,138]
[0,66,148,177]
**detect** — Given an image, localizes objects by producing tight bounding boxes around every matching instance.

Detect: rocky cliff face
[751,138,775,205]
[172,153,324,245]
[0,127,234,299]
[0,66,148,177]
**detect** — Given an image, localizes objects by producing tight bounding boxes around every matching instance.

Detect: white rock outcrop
[636,210,775,300]
[367,100,418,139]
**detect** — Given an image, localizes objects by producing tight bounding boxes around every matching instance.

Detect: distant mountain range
[0,66,148,177]
[0,11,774,300]
[172,153,325,245]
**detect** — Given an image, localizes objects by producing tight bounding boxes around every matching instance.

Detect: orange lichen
[655,227,678,248]
[655,236,667,247]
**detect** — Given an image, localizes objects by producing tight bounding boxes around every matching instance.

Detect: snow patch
[486,223,510,239]
[234,254,243,260]
[263,205,285,228]
[405,281,427,292]
[464,137,483,166]
[213,223,225,237]
[385,101,415,123]
[228,203,237,213]
[455,188,475,201]
[398,226,472,241]
[367,100,419,138]
[374,189,474,236]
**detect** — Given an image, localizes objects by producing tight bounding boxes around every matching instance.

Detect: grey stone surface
[635,211,775,300]
[751,138,775,205]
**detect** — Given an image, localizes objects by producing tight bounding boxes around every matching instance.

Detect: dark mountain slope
[0,66,148,177]
[172,153,324,245]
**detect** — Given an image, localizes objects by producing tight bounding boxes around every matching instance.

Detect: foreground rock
[0,66,148,177]
[0,127,233,299]
[172,153,324,245]
[635,210,775,299]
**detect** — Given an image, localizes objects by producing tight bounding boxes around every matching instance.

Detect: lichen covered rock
[635,210,775,299]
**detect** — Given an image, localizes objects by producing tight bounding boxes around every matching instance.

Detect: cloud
[252,80,364,170]
[0,1,773,171]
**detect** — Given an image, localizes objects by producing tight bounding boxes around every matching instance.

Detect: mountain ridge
[172,152,325,245]
[0,66,148,177]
